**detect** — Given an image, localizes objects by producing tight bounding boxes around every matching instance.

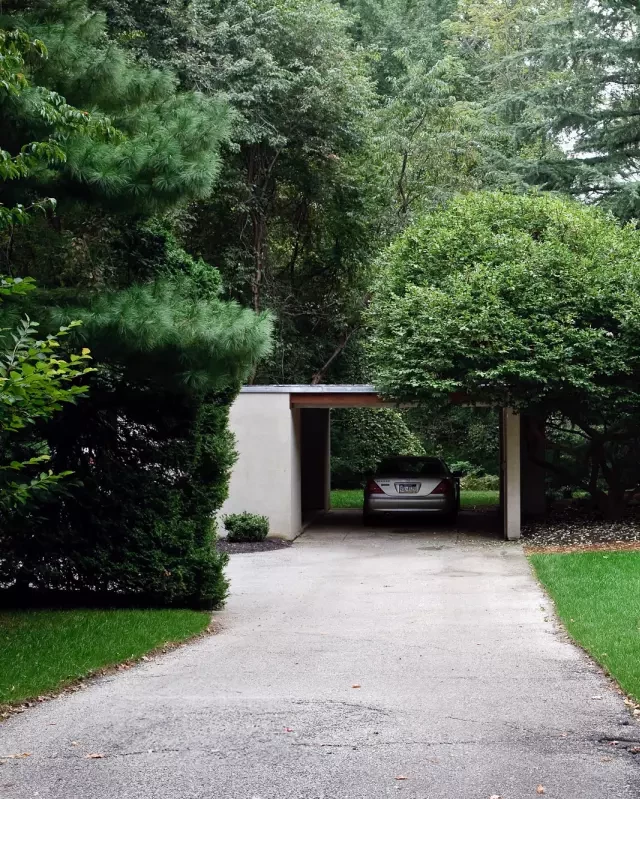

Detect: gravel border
[216,538,291,555]
[522,504,640,552]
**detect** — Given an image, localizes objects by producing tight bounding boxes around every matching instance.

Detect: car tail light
[366,480,385,494]
[430,479,452,496]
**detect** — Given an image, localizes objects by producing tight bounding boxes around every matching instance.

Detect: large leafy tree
[367,191,640,517]
[100,0,382,383]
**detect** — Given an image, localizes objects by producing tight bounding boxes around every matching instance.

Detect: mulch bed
[522,503,640,553]
[216,538,291,555]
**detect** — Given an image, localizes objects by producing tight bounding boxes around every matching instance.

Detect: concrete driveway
[1,510,639,798]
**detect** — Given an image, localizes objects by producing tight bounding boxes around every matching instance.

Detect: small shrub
[224,512,269,542]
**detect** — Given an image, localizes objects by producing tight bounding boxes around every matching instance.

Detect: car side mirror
[452,470,465,478]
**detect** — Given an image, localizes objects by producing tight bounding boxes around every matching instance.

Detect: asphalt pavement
[1,510,639,798]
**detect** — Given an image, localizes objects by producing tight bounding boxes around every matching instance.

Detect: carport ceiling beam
[290,393,395,408]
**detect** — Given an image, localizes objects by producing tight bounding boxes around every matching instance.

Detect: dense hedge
[331,408,424,489]
[0,382,238,609]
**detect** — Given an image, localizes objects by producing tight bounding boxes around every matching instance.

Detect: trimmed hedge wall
[0,382,237,609]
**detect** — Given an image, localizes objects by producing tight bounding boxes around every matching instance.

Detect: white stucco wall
[220,391,301,540]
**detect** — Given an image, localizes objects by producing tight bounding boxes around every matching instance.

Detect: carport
[220,385,523,540]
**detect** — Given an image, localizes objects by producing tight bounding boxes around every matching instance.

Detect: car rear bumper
[364,495,454,514]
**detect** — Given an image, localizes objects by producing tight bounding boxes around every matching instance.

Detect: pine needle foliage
[0,3,272,607]
[1,1,231,212]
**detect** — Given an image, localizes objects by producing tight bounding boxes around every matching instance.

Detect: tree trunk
[250,210,266,314]
[600,476,627,520]
[311,327,355,385]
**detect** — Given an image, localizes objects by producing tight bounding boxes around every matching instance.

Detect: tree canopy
[367,190,640,513]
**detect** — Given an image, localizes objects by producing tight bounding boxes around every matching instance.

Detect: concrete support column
[501,407,521,540]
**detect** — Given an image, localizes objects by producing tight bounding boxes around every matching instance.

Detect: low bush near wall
[224,512,269,542]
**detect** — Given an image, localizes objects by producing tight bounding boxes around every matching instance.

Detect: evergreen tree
[531,0,640,219]
[339,0,527,228]
[450,0,640,218]
[0,4,272,606]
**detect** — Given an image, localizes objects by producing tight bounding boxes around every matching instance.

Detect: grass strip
[0,608,210,706]
[530,550,640,702]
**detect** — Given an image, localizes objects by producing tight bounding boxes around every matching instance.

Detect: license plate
[397,483,419,493]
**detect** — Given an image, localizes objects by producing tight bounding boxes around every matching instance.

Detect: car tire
[363,513,376,527]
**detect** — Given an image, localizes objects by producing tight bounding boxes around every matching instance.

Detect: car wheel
[363,512,376,527]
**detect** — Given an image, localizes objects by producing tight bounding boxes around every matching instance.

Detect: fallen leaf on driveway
[591,695,603,700]
[489,794,502,799]
[352,684,361,689]
[283,727,294,733]
[1,753,31,759]
[395,776,408,781]
[85,753,105,759]
[536,784,545,795]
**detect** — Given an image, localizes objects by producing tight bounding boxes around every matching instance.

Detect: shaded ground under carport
[1,516,639,798]
[306,506,503,540]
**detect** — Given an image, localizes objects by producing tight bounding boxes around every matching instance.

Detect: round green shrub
[224,512,269,542]
[331,408,424,489]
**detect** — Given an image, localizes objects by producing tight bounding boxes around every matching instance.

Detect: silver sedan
[363,456,462,524]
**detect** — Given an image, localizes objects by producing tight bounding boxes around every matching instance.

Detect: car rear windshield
[376,457,447,477]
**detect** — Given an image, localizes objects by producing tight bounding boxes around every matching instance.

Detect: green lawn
[0,609,210,706]
[530,550,640,702]
[460,490,499,509]
[331,489,364,508]
[330,489,499,510]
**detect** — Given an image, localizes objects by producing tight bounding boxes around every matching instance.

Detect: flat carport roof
[240,384,394,408]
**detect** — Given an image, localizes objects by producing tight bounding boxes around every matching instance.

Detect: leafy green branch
[0,276,94,511]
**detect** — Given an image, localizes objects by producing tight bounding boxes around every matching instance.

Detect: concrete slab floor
[1,510,639,798]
